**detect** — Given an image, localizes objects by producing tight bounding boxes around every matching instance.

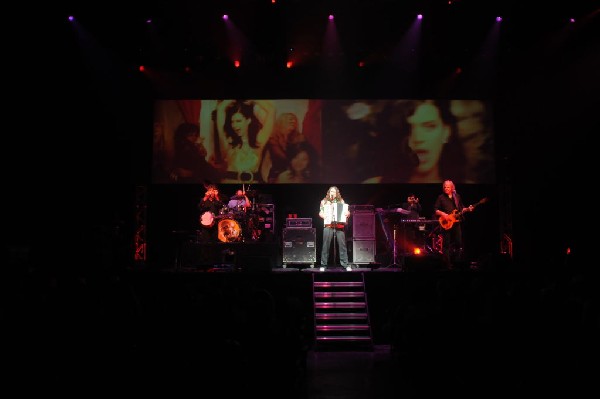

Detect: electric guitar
[439,197,488,230]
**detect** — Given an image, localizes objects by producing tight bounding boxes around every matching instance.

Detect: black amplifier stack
[349,205,376,264]
[282,217,315,268]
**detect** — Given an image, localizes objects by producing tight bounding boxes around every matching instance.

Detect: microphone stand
[331,202,337,267]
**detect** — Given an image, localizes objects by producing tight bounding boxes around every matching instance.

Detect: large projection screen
[152,99,495,185]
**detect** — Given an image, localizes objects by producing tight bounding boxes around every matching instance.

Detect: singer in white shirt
[318,186,351,267]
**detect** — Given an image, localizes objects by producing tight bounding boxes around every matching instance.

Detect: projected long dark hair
[386,100,466,183]
[223,100,262,149]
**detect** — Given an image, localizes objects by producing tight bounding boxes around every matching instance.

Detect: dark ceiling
[54,0,598,98]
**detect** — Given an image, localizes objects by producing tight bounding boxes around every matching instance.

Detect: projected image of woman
[216,99,275,184]
[264,112,305,182]
[373,100,466,184]
[450,100,495,183]
[170,122,221,184]
[405,100,465,183]
[275,141,319,183]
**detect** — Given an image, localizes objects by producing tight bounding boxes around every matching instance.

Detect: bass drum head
[199,211,215,228]
[218,218,241,242]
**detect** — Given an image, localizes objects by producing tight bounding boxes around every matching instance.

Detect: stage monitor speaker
[352,240,375,264]
[352,213,375,239]
[282,228,316,266]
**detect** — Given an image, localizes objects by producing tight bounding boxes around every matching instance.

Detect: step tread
[316,325,371,330]
[315,336,373,341]
[315,312,368,319]
[314,292,365,298]
[315,302,366,308]
[314,282,364,287]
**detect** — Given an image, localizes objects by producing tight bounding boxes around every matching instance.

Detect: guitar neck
[462,198,486,214]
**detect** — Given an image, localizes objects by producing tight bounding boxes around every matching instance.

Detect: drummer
[198,184,227,242]
[228,189,251,213]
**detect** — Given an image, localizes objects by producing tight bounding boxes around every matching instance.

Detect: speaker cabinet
[352,213,375,239]
[352,240,376,264]
[282,228,316,266]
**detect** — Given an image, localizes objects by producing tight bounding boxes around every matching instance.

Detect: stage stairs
[312,271,374,351]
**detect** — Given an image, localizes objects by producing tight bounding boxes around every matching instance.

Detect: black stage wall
[126,266,525,346]
[179,241,278,271]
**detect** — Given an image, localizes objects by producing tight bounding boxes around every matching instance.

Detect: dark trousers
[441,224,464,264]
[321,227,349,266]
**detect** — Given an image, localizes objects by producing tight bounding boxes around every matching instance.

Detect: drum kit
[200,189,262,243]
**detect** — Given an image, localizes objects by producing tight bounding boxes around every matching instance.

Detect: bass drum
[217,218,241,243]
[199,211,215,228]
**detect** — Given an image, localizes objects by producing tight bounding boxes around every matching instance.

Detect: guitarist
[433,180,473,269]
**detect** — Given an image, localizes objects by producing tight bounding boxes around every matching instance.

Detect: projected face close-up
[407,101,450,180]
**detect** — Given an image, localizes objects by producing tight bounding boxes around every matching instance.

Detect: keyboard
[375,208,411,215]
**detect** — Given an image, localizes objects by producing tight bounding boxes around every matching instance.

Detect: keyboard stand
[386,225,404,270]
